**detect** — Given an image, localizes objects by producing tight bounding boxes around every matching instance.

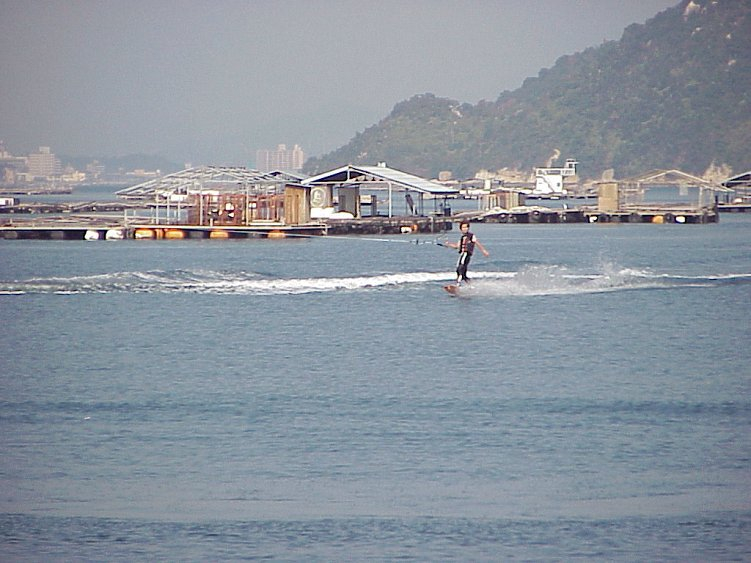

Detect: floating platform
[461,205,718,224]
[0,221,328,241]
[324,215,452,235]
[0,214,453,241]
[0,201,136,214]
[718,202,751,213]
[0,186,73,196]
[0,204,720,241]
[127,223,328,240]
[0,215,128,240]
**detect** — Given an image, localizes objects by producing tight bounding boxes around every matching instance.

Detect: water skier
[445,221,489,286]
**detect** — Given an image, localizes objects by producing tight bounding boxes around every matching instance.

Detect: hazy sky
[1,0,679,165]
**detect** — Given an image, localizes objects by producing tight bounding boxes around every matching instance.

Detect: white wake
[1,266,748,296]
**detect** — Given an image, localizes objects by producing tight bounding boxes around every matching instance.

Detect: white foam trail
[0,270,452,295]
[1,267,748,296]
[227,271,451,295]
[462,265,744,298]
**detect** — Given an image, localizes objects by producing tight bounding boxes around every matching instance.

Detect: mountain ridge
[304,0,750,181]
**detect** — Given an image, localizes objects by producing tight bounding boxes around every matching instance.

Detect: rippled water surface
[1,217,750,560]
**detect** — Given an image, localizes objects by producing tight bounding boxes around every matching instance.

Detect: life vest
[459,232,475,255]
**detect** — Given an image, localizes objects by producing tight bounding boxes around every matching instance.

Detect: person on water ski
[445,221,489,286]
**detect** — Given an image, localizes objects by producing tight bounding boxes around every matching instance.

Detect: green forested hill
[304,0,750,180]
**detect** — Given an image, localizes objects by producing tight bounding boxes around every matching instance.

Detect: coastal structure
[113,163,455,234]
[0,163,458,239]
[303,162,457,219]
[113,165,324,238]
[0,164,735,240]
[590,169,728,223]
[720,170,751,212]
[454,168,726,224]
[532,158,578,196]
[8,163,446,240]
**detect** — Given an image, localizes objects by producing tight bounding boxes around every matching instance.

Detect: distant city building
[0,141,28,185]
[256,144,305,172]
[27,146,61,179]
[86,160,106,180]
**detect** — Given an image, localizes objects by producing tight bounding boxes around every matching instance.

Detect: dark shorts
[456,251,472,281]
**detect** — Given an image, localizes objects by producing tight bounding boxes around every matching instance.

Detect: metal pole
[199,186,204,226]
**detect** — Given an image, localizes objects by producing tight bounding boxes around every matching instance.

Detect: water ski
[443,284,461,296]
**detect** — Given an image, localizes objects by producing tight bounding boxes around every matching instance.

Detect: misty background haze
[1,0,678,167]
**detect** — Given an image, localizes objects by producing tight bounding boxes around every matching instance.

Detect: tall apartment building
[27,146,61,179]
[256,144,305,172]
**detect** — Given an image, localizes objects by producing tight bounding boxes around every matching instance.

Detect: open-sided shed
[303,163,457,218]
[722,170,751,197]
[598,169,732,213]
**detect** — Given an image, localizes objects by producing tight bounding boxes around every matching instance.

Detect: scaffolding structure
[115,166,301,225]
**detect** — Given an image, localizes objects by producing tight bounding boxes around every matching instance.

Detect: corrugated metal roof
[267,169,308,183]
[304,164,457,195]
[722,170,751,188]
[116,166,282,200]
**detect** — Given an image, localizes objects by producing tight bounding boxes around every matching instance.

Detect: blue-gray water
[1,217,750,560]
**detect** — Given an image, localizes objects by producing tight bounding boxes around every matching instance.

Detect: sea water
[1,216,750,560]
